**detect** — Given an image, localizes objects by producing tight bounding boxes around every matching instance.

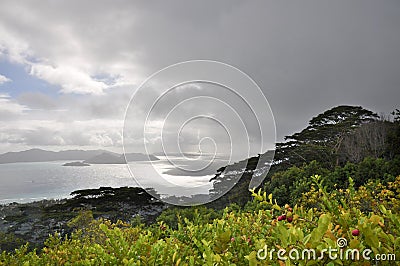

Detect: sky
[0,0,399,156]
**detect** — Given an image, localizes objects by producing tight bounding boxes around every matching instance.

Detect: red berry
[287,217,293,223]
[352,229,360,236]
[277,215,284,221]
[231,237,235,242]
[288,207,293,212]
[281,215,286,220]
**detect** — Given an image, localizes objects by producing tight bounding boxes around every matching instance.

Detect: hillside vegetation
[1,175,399,265]
[1,105,399,265]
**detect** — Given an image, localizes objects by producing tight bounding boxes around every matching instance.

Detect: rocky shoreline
[0,187,168,252]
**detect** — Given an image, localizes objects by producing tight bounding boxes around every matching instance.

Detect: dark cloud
[0,0,399,153]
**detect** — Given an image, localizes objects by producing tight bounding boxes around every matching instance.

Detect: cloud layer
[0,1,399,154]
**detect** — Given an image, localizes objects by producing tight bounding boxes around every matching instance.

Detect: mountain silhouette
[0,149,159,164]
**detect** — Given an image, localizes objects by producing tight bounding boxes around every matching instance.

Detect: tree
[208,154,263,208]
[340,120,390,163]
[274,105,378,169]
[386,109,400,159]
[208,148,276,208]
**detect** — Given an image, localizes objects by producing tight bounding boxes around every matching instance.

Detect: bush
[1,175,399,265]
[264,157,400,206]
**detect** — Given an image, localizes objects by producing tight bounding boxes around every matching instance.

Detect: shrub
[1,175,398,265]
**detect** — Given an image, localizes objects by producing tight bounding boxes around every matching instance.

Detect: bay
[0,159,218,204]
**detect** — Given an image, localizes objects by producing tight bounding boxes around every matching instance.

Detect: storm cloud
[0,0,399,154]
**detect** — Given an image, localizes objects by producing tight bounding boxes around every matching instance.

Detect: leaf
[303,233,312,245]
[99,223,108,232]
[379,205,387,214]
[395,237,400,249]
[318,214,331,228]
[364,228,379,249]
[309,214,331,245]
[245,251,259,266]
[218,230,231,243]
[202,239,210,247]
[172,251,177,262]
[324,237,336,248]
[349,239,360,249]
[369,215,381,225]
[275,223,289,247]
[272,204,281,211]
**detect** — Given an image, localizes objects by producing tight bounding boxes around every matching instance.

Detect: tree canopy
[274,105,379,169]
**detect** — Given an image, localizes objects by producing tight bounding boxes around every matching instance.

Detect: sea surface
[0,158,223,204]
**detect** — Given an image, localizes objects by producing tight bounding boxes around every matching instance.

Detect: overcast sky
[0,1,399,155]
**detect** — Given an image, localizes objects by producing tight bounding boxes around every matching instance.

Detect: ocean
[0,158,221,204]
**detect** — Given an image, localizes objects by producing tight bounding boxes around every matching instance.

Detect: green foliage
[45,186,166,224]
[0,232,26,253]
[67,210,94,230]
[263,157,400,205]
[274,105,379,170]
[156,206,221,229]
[208,154,265,209]
[208,106,399,210]
[1,175,399,265]
[386,109,400,159]
[1,105,399,264]
[264,160,330,204]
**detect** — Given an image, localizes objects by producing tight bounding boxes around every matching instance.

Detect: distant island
[0,149,159,164]
[62,161,91,167]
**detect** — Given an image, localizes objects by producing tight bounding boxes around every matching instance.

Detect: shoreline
[0,195,72,205]
[0,187,168,252]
